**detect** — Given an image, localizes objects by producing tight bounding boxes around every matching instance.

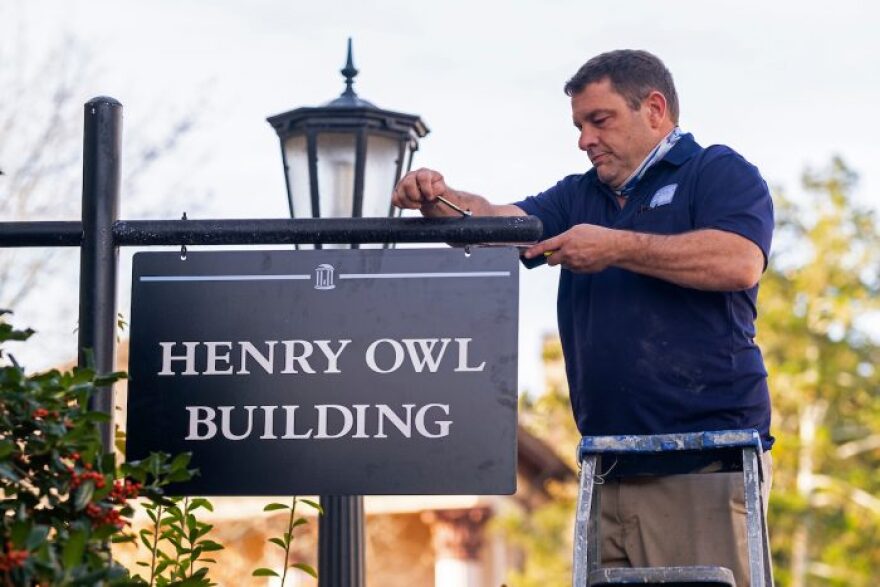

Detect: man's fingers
[391,185,406,208]
[393,169,445,209]
[545,249,563,266]
[524,236,562,259]
[401,178,425,207]
[415,169,439,202]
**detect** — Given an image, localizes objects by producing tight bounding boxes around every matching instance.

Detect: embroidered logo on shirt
[649,184,678,208]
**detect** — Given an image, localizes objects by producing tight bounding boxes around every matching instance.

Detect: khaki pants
[599,452,772,587]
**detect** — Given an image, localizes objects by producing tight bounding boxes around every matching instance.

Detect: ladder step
[589,566,736,586]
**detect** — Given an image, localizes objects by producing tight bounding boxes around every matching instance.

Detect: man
[393,50,773,585]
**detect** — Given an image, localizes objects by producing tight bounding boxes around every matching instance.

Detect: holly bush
[0,311,197,586]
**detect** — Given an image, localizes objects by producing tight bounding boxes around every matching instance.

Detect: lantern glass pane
[316,133,357,218]
[362,134,403,219]
[282,133,312,218]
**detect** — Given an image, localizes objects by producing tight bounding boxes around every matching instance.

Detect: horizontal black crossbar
[0,221,83,246]
[0,216,543,248]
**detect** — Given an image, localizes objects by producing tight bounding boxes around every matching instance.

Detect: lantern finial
[341,38,358,99]
[324,38,375,108]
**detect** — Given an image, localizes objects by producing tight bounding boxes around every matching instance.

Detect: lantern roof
[267,39,428,140]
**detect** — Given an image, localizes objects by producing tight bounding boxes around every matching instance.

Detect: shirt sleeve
[511,175,579,241]
[693,147,775,267]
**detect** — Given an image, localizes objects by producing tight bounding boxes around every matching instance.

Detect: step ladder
[572,430,773,587]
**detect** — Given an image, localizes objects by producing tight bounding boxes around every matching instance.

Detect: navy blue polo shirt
[514,133,774,449]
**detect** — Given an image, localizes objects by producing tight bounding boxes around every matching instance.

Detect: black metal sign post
[78,97,122,450]
[0,97,543,587]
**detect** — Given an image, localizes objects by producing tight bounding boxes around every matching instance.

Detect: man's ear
[644,90,668,128]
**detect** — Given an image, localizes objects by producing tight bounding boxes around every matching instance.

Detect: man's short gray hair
[564,50,680,123]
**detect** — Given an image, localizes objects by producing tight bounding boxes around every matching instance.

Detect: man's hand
[392,168,524,218]
[524,224,764,291]
[524,224,622,273]
[392,168,449,214]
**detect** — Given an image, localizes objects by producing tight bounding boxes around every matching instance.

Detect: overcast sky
[3,0,878,394]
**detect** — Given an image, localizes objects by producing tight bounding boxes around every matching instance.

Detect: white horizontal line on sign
[139,272,512,283]
[339,272,511,279]
[140,275,311,282]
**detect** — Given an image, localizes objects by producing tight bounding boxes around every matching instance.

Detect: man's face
[570,78,663,189]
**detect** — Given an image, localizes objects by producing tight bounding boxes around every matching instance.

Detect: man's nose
[578,128,598,151]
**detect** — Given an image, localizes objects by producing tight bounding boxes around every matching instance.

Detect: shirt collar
[615,127,683,196]
[584,132,702,187]
[660,132,701,167]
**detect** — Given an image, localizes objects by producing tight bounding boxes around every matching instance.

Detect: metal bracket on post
[180,212,188,260]
[78,96,122,453]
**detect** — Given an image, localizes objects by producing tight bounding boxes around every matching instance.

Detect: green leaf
[62,528,88,568]
[26,525,50,550]
[252,568,279,577]
[268,537,286,550]
[292,518,308,529]
[0,462,21,482]
[101,452,117,472]
[0,317,33,342]
[167,468,193,483]
[190,498,213,512]
[71,568,113,586]
[170,452,192,472]
[73,479,96,511]
[291,562,318,578]
[195,523,214,539]
[92,524,118,541]
[198,540,223,552]
[9,520,30,548]
[152,495,177,508]
[81,411,111,423]
[0,440,14,459]
[263,502,290,511]
[177,576,210,587]
[301,499,324,515]
[114,427,127,455]
[93,370,128,385]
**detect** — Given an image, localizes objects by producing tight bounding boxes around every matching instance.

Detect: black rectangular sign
[126,248,518,495]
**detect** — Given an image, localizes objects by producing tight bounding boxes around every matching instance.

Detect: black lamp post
[267,40,429,586]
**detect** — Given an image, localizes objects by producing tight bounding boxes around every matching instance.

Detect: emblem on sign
[314,264,335,290]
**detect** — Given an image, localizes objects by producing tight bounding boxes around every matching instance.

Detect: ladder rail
[743,447,774,587]
[572,455,597,587]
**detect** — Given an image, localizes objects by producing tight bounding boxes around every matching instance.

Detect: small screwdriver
[436,195,472,217]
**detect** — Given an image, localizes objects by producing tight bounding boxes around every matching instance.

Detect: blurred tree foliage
[758,157,880,586]
[497,157,880,586]
[494,337,579,587]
